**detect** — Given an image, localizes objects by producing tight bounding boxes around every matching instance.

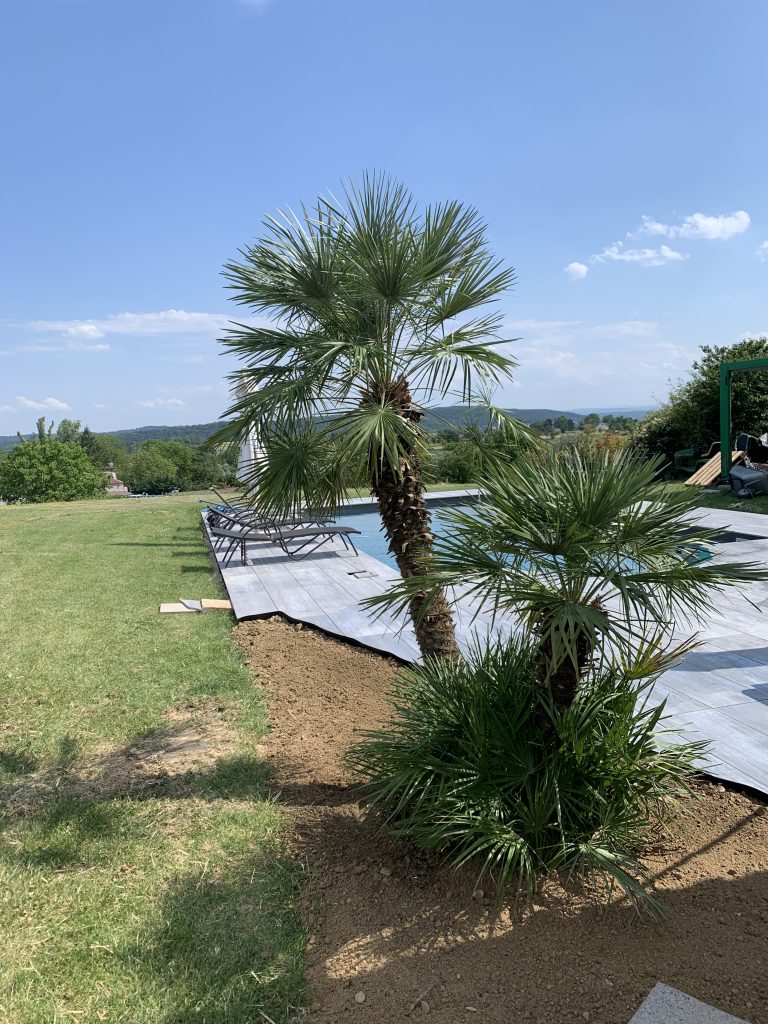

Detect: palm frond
[349,638,703,910]
[217,174,518,503]
[367,447,768,688]
[237,425,351,518]
[331,401,426,482]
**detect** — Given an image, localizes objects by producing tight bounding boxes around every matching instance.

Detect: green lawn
[341,480,475,498]
[0,494,304,1024]
[666,480,768,515]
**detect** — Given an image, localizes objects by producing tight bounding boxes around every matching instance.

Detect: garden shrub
[432,441,483,484]
[551,429,630,457]
[0,440,103,503]
[122,440,236,492]
[348,638,702,909]
[122,448,179,493]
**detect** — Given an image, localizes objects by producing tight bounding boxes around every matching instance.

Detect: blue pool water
[336,504,715,570]
[337,505,471,567]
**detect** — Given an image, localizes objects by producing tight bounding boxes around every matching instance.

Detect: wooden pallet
[685,450,743,487]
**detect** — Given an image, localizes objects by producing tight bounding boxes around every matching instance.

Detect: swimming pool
[337,504,472,567]
[336,503,720,569]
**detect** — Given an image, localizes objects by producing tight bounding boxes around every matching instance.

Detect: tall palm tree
[214,176,522,659]
[368,448,768,706]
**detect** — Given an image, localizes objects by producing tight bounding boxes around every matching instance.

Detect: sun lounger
[204,504,275,535]
[204,491,334,531]
[208,488,251,512]
[208,521,361,564]
[204,508,339,566]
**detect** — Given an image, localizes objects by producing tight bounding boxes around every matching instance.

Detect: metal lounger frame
[208,521,360,565]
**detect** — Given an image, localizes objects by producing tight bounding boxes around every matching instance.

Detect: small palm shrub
[348,638,704,909]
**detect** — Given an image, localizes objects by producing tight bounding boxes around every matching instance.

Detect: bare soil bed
[235,617,768,1024]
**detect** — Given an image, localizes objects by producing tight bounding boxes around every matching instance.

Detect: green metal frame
[719,357,768,477]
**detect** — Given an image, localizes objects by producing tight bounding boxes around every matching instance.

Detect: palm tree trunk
[537,624,596,710]
[368,382,461,662]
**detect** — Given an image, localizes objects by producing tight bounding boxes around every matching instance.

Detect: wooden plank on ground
[160,599,233,613]
[685,451,743,486]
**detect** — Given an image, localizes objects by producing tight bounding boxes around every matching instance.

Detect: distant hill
[419,406,585,431]
[569,406,654,418]
[1,405,643,454]
[0,421,225,452]
[0,433,29,452]
[102,422,224,450]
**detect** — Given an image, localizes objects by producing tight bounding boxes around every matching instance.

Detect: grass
[665,480,768,515]
[343,480,476,498]
[0,493,305,1023]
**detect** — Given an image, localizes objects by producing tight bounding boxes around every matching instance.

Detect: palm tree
[368,448,768,707]
[214,176,522,660]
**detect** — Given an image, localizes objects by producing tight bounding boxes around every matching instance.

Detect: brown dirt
[77,699,241,793]
[2,698,240,814]
[235,617,768,1024]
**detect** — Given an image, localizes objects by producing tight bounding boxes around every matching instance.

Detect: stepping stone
[629,984,750,1023]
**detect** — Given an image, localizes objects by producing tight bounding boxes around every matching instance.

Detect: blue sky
[2,0,767,432]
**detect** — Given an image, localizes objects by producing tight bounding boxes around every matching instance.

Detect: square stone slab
[629,984,750,1023]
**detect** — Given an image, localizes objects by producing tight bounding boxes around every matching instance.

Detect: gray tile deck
[204,503,768,797]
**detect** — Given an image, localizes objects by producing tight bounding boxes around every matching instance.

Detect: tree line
[0,417,237,503]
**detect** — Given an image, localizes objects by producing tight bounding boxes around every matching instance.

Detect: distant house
[106,471,129,497]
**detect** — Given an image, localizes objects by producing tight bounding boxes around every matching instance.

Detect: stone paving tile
[629,983,749,1023]
[659,667,768,708]
[718,699,768,737]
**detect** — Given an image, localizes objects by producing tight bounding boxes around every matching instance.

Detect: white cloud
[0,404,16,412]
[93,403,108,410]
[639,210,751,241]
[64,323,106,340]
[587,319,661,338]
[571,210,750,281]
[516,348,579,372]
[67,339,109,351]
[564,261,588,280]
[505,318,689,389]
[505,318,661,350]
[8,309,267,358]
[16,395,70,411]
[27,309,236,338]
[593,243,688,267]
[756,241,768,263]
[136,398,186,409]
[23,340,110,353]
